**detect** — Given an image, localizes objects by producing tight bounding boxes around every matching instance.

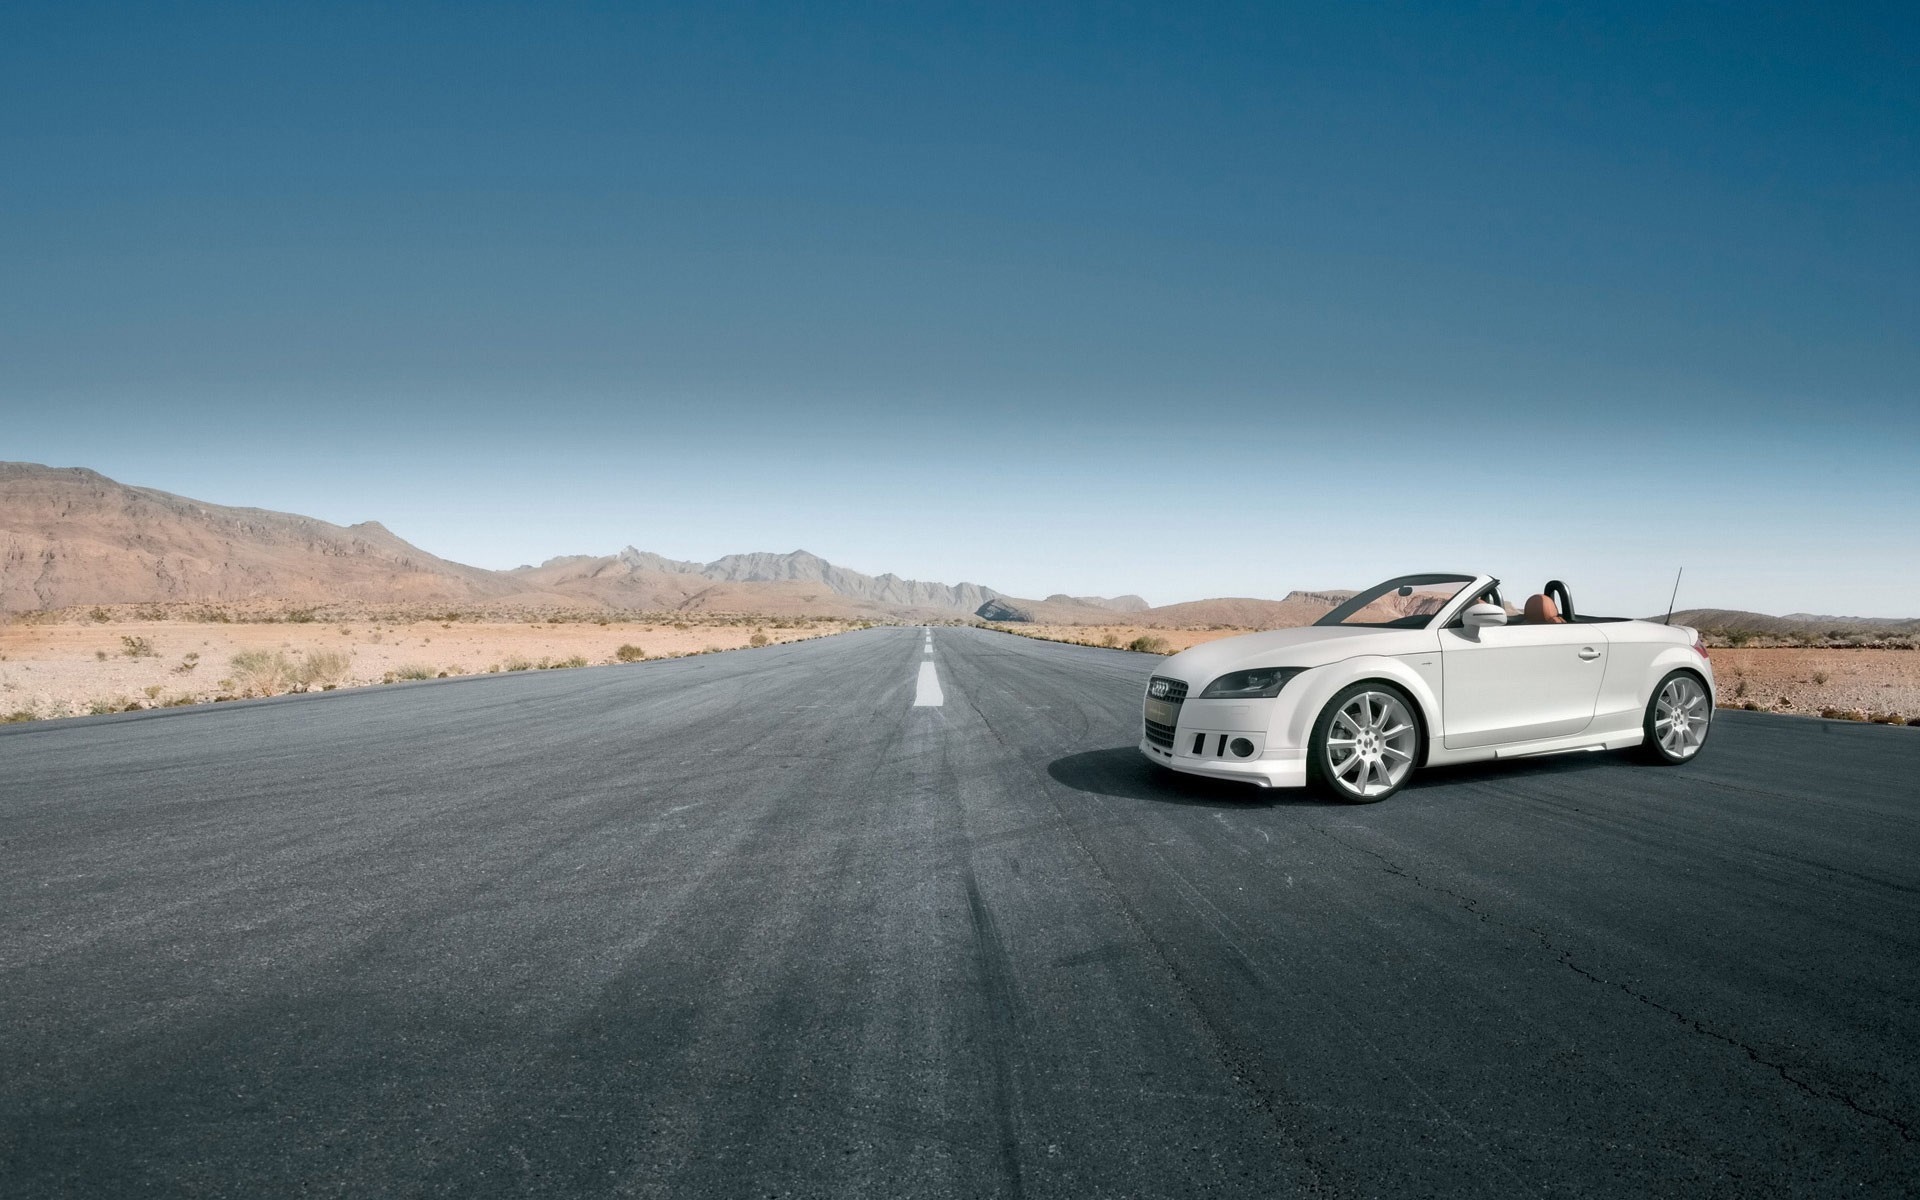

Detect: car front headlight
[1198,667,1305,699]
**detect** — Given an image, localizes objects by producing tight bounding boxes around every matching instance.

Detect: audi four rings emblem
[1149,681,1170,698]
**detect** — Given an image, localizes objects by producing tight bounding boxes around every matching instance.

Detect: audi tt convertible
[1140,573,1715,803]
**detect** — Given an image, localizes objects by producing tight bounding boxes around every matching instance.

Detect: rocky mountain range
[7,464,1910,632]
[512,546,1011,614]
[0,464,1144,620]
[1661,609,1920,638]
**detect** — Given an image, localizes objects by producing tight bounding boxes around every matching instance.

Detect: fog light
[1229,737,1255,758]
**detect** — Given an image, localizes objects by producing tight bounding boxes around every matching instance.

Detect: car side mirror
[1462,603,1507,628]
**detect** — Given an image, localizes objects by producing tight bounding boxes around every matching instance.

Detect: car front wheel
[1640,670,1712,764]
[1309,682,1423,803]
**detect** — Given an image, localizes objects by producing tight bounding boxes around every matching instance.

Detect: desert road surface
[4,626,1917,1198]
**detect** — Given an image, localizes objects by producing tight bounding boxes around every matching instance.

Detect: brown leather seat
[1523,594,1565,624]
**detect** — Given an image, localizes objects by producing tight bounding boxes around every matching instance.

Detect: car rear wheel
[1309,683,1422,803]
[1640,670,1711,764]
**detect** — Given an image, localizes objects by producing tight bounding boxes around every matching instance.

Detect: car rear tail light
[1691,632,1709,659]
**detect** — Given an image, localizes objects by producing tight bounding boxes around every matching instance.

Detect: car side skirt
[1424,713,1645,767]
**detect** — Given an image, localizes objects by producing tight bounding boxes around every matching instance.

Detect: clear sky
[4,2,1915,616]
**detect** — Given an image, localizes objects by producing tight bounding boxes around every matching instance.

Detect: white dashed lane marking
[914,661,944,707]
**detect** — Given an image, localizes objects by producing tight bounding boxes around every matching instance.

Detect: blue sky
[4,2,1915,615]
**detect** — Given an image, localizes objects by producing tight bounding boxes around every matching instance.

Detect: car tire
[1308,682,1424,804]
[1638,669,1712,765]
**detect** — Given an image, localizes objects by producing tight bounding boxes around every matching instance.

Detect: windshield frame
[1313,573,1482,629]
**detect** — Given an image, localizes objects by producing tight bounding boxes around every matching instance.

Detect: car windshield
[1314,574,1477,628]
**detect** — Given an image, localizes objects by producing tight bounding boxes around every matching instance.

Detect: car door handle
[1578,647,1602,660]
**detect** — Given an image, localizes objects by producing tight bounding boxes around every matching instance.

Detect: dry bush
[503,655,533,672]
[229,650,296,696]
[393,663,436,680]
[749,633,770,647]
[294,650,351,689]
[1128,635,1172,654]
[615,644,646,662]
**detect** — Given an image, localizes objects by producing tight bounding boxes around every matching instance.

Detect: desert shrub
[672,622,690,632]
[1742,701,1763,711]
[1733,678,1748,698]
[554,655,588,669]
[2,709,36,724]
[1100,633,1119,648]
[749,633,770,648]
[88,698,120,715]
[1824,709,1867,722]
[94,650,107,661]
[615,644,646,662]
[393,663,436,680]
[503,655,533,672]
[294,649,351,688]
[1869,712,1905,725]
[88,607,111,623]
[120,636,156,658]
[143,684,163,699]
[1128,635,1172,654]
[1812,672,1829,685]
[229,650,296,696]
[284,609,316,624]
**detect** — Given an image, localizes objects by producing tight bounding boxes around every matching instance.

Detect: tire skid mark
[961,865,1029,1200]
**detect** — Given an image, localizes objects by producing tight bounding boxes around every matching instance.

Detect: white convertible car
[1140,573,1715,802]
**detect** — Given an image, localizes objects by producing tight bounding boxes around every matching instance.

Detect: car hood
[1157,625,1437,689]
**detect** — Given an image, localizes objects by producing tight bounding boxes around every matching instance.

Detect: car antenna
[1664,567,1684,625]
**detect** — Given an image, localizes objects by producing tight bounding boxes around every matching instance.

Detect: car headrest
[1523,594,1565,624]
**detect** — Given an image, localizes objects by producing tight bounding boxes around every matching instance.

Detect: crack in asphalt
[1316,827,1917,1145]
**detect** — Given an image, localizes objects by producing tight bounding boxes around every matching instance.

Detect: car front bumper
[1139,737,1308,788]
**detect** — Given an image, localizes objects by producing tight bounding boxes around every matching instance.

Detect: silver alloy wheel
[1654,675,1710,759]
[1326,691,1418,798]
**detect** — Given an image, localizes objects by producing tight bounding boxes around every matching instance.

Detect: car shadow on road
[1046,746,1342,809]
[1050,744,1629,809]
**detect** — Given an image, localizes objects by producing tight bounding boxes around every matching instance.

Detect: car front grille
[1143,676,1187,748]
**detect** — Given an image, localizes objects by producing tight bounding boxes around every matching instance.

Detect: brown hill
[0,463,520,612]
[1661,608,1920,638]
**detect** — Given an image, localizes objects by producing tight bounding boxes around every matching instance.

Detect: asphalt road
[3,625,1917,1197]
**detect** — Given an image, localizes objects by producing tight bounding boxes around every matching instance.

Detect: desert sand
[0,612,865,722]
